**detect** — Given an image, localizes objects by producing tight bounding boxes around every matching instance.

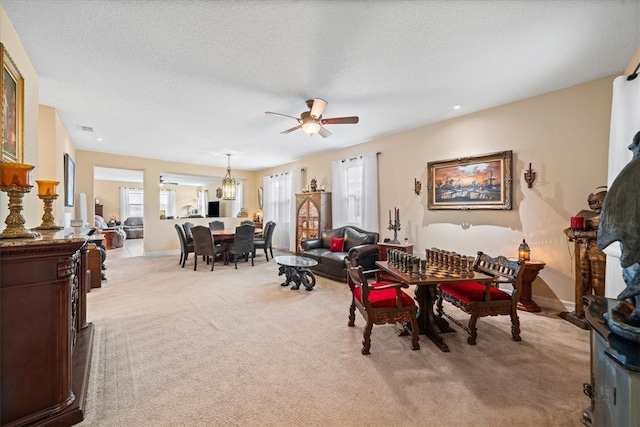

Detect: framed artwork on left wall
[64,153,75,207]
[1,43,24,163]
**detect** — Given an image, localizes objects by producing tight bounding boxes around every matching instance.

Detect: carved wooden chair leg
[348,302,356,326]
[409,316,421,350]
[510,309,522,341]
[467,314,479,345]
[362,322,373,355]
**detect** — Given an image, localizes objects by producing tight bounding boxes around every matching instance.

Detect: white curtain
[119,187,143,220]
[331,152,379,231]
[263,169,302,252]
[160,189,177,218]
[232,181,244,216]
[603,74,640,299]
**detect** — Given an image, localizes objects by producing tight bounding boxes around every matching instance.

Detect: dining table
[375,260,494,352]
[210,228,263,265]
[211,228,263,241]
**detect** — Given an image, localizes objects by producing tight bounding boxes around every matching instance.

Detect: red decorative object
[329,237,345,252]
[571,216,585,230]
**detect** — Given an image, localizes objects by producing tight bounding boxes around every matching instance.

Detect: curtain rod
[340,151,382,163]
[628,62,640,81]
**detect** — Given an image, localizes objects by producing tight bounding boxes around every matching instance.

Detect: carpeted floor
[79,254,591,427]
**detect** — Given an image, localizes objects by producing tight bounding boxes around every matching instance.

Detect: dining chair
[240,220,255,226]
[182,222,195,244]
[227,224,255,269]
[174,224,194,268]
[253,221,276,261]
[191,225,227,271]
[345,256,420,355]
[209,220,225,231]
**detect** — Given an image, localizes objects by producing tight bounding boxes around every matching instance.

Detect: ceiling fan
[265,98,359,138]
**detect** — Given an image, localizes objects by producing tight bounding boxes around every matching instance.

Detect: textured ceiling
[2,0,639,171]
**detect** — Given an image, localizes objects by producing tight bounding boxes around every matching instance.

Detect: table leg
[277,265,316,291]
[414,285,451,352]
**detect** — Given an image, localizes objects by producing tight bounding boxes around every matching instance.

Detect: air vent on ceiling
[78,125,94,132]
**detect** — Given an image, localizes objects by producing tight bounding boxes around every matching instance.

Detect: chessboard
[377,261,480,284]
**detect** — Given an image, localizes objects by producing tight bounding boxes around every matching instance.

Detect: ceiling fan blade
[265,111,300,120]
[318,126,332,138]
[321,116,359,125]
[309,98,328,119]
[281,125,302,134]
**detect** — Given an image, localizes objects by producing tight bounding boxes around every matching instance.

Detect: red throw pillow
[329,237,345,252]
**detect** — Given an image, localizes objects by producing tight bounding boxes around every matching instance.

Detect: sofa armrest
[347,243,379,262]
[301,238,323,251]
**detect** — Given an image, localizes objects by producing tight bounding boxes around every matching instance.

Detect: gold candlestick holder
[35,194,62,230]
[0,163,38,239]
[34,180,63,230]
[0,184,38,238]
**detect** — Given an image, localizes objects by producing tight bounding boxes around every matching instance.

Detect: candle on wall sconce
[414,178,421,195]
[524,162,536,188]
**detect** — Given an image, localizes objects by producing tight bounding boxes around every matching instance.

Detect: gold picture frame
[427,150,513,210]
[1,43,24,163]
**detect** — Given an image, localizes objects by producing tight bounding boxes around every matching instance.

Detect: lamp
[302,120,321,135]
[518,238,531,261]
[222,154,236,200]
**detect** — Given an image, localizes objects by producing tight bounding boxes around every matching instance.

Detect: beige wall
[258,76,615,311]
[0,5,41,226]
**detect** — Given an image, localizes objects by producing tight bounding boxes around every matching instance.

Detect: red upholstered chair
[345,258,419,355]
[436,251,524,345]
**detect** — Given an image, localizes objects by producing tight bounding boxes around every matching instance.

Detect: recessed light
[453,104,462,110]
[96,137,103,142]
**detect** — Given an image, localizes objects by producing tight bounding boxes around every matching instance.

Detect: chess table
[375,260,494,352]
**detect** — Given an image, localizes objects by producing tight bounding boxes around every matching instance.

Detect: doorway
[94,166,144,258]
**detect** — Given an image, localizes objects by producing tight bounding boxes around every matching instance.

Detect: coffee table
[274,255,318,291]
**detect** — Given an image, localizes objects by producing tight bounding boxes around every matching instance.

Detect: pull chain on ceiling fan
[265,98,359,138]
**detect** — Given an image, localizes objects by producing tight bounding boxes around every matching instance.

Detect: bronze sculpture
[597,130,640,339]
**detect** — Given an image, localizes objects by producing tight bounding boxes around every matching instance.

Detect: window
[120,187,143,219]
[331,152,379,231]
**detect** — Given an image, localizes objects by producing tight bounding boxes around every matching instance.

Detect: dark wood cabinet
[295,192,331,254]
[1,234,93,426]
[95,203,103,217]
[377,242,413,261]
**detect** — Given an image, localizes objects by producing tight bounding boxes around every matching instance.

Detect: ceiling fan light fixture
[222,154,236,200]
[302,121,321,135]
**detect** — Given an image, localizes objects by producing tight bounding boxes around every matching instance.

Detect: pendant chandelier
[222,154,236,200]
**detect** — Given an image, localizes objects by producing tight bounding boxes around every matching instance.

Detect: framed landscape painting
[427,150,513,210]
[1,43,24,163]
[64,153,75,207]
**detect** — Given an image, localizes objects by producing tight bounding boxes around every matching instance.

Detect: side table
[518,259,546,312]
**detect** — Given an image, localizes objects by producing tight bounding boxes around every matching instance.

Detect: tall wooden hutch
[295,192,331,254]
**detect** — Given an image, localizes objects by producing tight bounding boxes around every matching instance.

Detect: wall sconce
[524,163,536,188]
[518,238,531,261]
[414,178,421,195]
